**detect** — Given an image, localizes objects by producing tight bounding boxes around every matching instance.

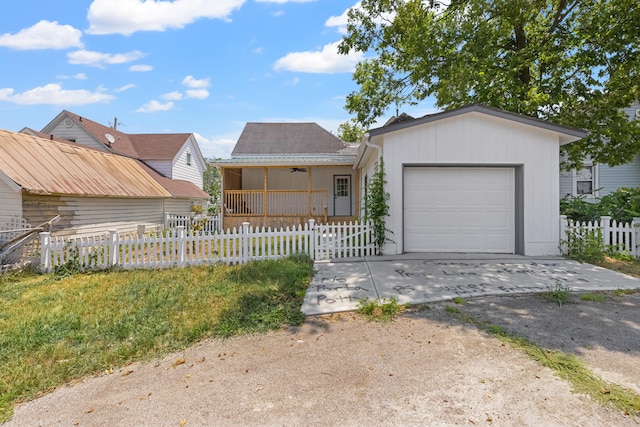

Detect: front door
[333,175,351,216]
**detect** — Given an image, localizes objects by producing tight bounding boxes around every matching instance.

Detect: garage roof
[367,104,588,143]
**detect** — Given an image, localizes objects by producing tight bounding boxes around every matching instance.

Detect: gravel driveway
[5,292,639,426]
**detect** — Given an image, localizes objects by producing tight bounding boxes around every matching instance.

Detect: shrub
[560,187,640,224]
[562,227,605,264]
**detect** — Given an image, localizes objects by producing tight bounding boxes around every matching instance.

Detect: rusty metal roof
[0,129,172,198]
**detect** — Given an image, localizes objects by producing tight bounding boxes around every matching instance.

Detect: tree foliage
[339,0,640,167]
[337,119,366,142]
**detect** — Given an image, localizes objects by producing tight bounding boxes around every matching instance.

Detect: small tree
[337,119,366,143]
[363,159,391,253]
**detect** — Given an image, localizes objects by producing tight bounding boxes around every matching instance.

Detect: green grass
[357,297,407,322]
[0,254,314,422]
[579,292,607,302]
[445,307,640,417]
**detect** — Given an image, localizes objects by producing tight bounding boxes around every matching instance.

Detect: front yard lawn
[0,254,314,422]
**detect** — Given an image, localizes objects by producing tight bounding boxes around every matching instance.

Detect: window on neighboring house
[186,152,192,166]
[573,163,597,196]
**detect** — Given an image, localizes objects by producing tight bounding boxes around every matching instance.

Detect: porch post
[308,167,312,216]
[263,167,268,220]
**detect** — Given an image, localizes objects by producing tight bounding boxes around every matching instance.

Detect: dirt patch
[4,293,639,426]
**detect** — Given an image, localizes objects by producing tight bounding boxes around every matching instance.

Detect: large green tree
[339,0,640,167]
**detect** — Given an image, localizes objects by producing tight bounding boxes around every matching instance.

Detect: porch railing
[224,190,328,217]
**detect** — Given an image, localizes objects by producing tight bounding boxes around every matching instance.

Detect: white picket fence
[559,215,640,258]
[40,220,375,272]
[165,213,221,233]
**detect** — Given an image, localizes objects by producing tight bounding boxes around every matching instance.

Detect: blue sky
[0,0,437,159]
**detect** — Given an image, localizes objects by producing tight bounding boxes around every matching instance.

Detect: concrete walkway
[301,253,640,315]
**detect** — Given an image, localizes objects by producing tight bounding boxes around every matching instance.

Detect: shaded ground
[5,293,640,426]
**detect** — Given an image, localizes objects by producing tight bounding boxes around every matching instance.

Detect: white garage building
[355,104,587,256]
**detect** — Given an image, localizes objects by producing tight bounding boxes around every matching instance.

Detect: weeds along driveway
[302,254,640,315]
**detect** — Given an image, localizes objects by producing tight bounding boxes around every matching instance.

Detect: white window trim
[186,151,192,166]
[572,162,598,198]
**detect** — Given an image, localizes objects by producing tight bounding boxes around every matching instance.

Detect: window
[186,152,192,166]
[573,163,597,196]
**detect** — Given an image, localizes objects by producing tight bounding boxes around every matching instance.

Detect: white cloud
[273,41,363,73]
[68,49,145,68]
[0,20,83,50]
[0,83,114,105]
[185,89,210,99]
[325,3,357,34]
[56,73,88,80]
[194,132,239,159]
[182,75,210,88]
[129,64,154,72]
[162,91,183,100]
[116,84,136,92]
[87,0,246,36]
[136,100,175,113]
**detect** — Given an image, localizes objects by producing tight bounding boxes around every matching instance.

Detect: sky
[0,0,438,160]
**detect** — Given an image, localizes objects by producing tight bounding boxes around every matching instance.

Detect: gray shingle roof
[232,123,347,156]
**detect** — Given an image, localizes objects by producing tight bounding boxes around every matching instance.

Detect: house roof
[137,162,210,199]
[0,129,171,198]
[367,104,588,143]
[231,122,348,156]
[41,111,207,167]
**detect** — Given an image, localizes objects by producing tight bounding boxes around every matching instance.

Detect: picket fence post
[600,216,611,247]
[242,222,250,264]
[633,217,640,258]
[40,231,51,273]
[108,229,118,267]
[308,219,316,260]
[177,226,186,267]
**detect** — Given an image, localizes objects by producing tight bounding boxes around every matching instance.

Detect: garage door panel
[404,167,514,253]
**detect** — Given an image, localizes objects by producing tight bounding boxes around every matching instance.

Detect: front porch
[220,165,359,230]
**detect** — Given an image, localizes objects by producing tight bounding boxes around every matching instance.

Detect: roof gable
[368,104,587,144]
[232,122,347,156]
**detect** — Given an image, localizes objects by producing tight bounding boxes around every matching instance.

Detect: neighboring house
[0,129,177,236]
[214,122,359,230]
[21,110,209,216]
[355,104,586,256]
[560,100,640,199]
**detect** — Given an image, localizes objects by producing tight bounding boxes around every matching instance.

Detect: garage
[355,104,587,256]
[403,167,515,253]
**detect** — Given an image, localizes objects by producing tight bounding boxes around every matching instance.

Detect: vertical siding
[22,194,164,236]
[0,179,22,217]
[377,113,562,256]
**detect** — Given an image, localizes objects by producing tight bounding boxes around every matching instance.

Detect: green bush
[560,187,640,224]
[562,227,605,264]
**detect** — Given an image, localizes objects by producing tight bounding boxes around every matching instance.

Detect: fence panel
[559,215,640,258]
[40,220,374,272]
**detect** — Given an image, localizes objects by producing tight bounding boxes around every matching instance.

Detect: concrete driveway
[301,253,640,315]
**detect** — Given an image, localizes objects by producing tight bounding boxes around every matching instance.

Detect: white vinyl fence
[559,215,640,258]
[40,220,375,272]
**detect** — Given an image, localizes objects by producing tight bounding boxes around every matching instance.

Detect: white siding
[368,112,563,256]
[172,138,204,188]
[47,121,108,152]
[145,160,173,178]
[623,100,640,120]
[0,179,22,217]
[55,197,165,237]
[164,198,193,216]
